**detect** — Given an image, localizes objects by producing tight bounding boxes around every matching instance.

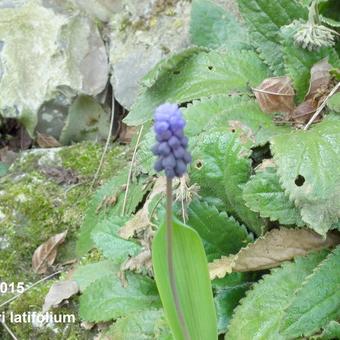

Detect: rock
[0,1,109,137]
[110,0,191,109]
[74,0,124,22]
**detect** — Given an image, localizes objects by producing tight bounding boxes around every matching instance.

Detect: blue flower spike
[152,103,192,178]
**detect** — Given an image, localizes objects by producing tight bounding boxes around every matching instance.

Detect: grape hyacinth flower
[152,103,192,178]
[151,103,192,339]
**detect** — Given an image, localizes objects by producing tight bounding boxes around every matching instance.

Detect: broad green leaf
[104,309,171,340]
[76,172,150,255]
[214,273,255,334]
[79,272,161,322]
[124,49,269,126]
[243,167,304,226]
[72,260,118,292]
[141,47,207,89]
[190,0,250,49]
[280,246,340,338]
[190,131,232,208]
[91,216,141,264]
[271,118,340,235]
[152,218,218,340]
[226,250,329,340]
[224,133,265,235]
[327,92,340,113]
[187,200,253,261]
[183,95,290,145]
[313,321,340,340]
[283,41,339,102]
[237,0,307,74]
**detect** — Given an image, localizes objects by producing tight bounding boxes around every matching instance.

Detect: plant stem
[166,177,191,340]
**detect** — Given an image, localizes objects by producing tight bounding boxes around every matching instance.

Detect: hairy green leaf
[190,131,232,208]
[72,260,118,292]
[79,272,161,322]
[105,309,171,340]
[226,250,329,340]
[124,49,269,126]
[190,0,249,49]
[243,167,304,226]
[271,118,340,235]
[327,92,340,113]
[76,173,150,255]
[214,273,255,334]
[237,0,307,74]
[283,40,339,101]
[91,216,141,264]
[313,321,340,340]
[281,246,340,338]
[187,200,253,261]
[224,134,265,235]
[152,218,218,340]
[183,95,289,145]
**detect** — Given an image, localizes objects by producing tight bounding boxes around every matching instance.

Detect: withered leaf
[32,231,68,274]
[43,280,79,312]
[36,132,61,148]
[41,166,79,185]
[253,76,295,114]
[118,177,166,239]
[118,124,137,144]
[305,58,332,100]
[292,98,317,123]
[209,228,340,279]
[228,120,256,144]
[120,249,152,275]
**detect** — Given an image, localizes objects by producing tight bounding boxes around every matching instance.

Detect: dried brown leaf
[32,231,68,274]
[41,166,79,185]
[305,58,332,100]
[118,124,137,144]
[253,76,295,114]
[209,228,340,279]
[118,177,166,239]
[36,132,61,148]
[42,280,79,312]
[120,249,152,275]
[292,98,317,123]
[228,120,256,144]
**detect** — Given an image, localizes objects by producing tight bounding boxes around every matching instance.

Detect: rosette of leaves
[74,0,340,338]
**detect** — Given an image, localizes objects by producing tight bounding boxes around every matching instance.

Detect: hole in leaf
[208,66,213,70]
[231,129,236,133]
[173,70,180,75]
[295,175,305,187]
[195,160,203,169]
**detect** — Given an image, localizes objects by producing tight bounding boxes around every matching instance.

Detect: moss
[0,141,130,338]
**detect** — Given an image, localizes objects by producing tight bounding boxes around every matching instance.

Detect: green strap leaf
[152,218,218,340]
[226,250,329,340]
[79,272,161,322]
[271,118,340,235]
[187,199,253,261]
[190,0,250,50]
[280,246,340,338]
[237,0,307,74]
[243,167,304,226]
[124,49,269,126]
